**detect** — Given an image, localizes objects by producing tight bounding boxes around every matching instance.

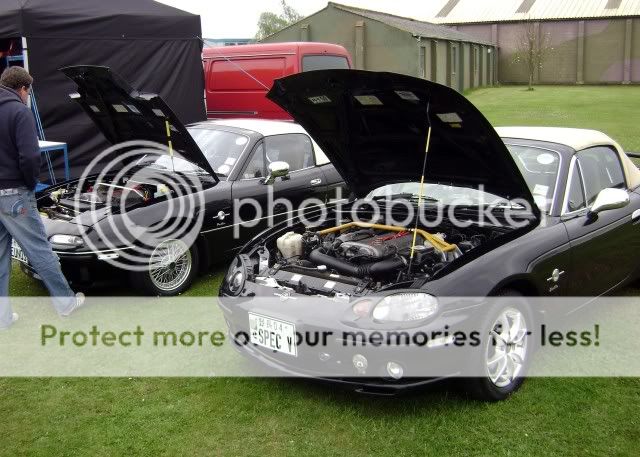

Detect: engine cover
[338,230,413,260]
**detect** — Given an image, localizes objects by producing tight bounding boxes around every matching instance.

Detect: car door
[562,147,640,295]
[231,133,328,243]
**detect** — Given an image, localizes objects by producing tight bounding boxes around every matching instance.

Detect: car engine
[38,177,171,221]
[242,221,507,298]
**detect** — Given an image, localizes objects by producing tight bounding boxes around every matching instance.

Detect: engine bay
[243,220,513,298]
[38,176,176,221]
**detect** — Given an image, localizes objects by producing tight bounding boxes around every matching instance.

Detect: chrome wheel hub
[148,239,192,292]
[485,307,528,388]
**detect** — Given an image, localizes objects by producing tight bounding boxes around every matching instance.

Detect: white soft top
[203,118,329,165]
[496,126,619,151]
[497,126,640,190]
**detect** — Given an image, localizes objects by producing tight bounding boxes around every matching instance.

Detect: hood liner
[267,70,537,212]
[61,66,217,180]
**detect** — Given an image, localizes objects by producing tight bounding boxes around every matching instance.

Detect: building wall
[584,20,625,83]
[261,6,418,76]
[262,5,495,91]
[457,18,638,84]
[540,21,578,83]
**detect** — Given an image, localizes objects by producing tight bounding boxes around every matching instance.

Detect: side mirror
[263,161,290,185]
[589,188,629,216]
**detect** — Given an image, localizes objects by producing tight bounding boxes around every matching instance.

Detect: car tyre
[464,290,534,402]
[129,239,199,296]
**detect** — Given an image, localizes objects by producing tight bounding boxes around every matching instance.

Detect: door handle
[310,178,322,186]
[633,209,640,222]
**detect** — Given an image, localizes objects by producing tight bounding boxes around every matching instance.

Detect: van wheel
[129,239,199,296]
[465,290,533,401]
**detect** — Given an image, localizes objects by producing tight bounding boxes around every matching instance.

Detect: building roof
[424,0,640,24]
[328,2,494,45]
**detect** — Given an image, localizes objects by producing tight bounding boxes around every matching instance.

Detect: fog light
[386,362,404,380]
[352,354,368,374]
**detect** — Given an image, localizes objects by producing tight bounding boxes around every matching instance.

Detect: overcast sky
[155,1,430,38]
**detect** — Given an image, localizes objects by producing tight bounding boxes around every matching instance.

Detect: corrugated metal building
[260,2,497,92]
[427,0,640,84]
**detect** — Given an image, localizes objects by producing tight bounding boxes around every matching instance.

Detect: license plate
[248,312,297,357]
[11,241,29,265]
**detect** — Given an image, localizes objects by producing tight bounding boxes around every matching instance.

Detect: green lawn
[2,85,640,456]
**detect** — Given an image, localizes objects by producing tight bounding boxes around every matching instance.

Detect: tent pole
[22,37,30,110]
[21,37,29,72]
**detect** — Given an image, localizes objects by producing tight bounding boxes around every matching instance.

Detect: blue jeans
[0,188,76,326]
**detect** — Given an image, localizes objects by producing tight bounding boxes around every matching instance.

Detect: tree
[256,0,303,41]
[512,21,552,91]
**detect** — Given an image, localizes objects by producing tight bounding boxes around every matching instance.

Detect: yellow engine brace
[316,222,458,253]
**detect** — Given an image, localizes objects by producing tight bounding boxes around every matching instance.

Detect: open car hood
[267,70,537,211]
[61,66,217,180]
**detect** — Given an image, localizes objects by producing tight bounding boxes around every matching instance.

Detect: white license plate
[11,241,29,265]
[248,312,297,357]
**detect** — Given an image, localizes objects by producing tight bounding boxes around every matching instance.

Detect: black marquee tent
[0,0,205,176]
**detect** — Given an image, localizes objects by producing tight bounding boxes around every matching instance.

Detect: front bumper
[218,282,480,393]
[18,247,133,286]
[229,334,451,396]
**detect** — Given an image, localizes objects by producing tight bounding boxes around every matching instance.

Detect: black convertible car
[219,70,640,400]
[13,66,346,295]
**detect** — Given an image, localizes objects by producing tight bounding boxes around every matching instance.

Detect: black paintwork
[22,67,349,288]
[218,138,640,391]
[61,66,219,177]
[267,69,537,211]
[30,126,346,287]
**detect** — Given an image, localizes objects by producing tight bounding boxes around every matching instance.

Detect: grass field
[1,85,639,456]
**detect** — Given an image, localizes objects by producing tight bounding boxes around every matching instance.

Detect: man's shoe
[0,313,19,330]
[60,293,86,317]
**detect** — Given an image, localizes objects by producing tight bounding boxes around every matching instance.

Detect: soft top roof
[497,126,640,190]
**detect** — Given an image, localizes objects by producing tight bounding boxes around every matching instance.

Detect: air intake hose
[309,249,405,278]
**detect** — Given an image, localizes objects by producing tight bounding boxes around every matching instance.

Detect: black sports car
[219,70,640,400]
[13,66,346,295]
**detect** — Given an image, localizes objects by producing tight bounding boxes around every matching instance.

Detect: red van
[203,42,352,120]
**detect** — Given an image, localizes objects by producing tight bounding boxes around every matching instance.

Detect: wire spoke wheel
[485,307,528,388]
[148,239,192,292]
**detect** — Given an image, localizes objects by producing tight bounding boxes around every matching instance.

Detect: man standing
[0,66,83,329]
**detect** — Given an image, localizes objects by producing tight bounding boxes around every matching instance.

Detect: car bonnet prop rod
[407,100,432,272]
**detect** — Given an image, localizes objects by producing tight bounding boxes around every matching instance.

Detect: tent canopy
[0,0,205,176]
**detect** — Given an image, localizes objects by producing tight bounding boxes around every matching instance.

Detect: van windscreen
[302,55,350,72]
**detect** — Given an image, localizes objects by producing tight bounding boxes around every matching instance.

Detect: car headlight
[372,293,438,322]
[49,234,84,246]
[225,257,246,295]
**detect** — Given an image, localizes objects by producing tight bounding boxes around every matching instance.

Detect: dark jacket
[0,85,40,190]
